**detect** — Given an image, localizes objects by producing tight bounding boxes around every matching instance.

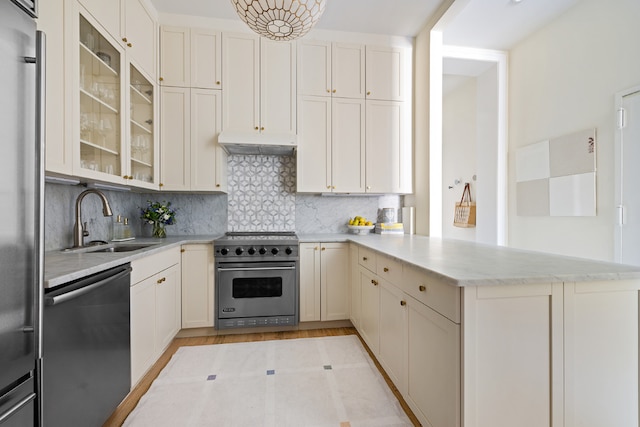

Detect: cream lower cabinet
[181,244,215,328]
[299,242,350,322]
[358,266,380,354]
[130,247,181,387]
[378,279,408,395]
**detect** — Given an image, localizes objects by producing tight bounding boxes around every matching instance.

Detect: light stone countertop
[45,233,640,290]
[44,235,221,289]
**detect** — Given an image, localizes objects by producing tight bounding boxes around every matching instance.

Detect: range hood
[218,131,297,156]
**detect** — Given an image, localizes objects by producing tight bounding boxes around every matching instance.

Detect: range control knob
[248,247,256,255]
[220,248,229,255]
[271,247,279,255]
[259,247,267,255]
[285,247,293,255]
[235,247,244,255]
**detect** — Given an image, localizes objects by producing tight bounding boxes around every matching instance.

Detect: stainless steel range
[214,232,299,329]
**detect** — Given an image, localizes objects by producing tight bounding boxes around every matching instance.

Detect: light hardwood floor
[104,327,420,426]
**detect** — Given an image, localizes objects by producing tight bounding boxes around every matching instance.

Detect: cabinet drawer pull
[419,285,426,292]
[122,37,128,42]
[157,277,166,284]
[362,257,368,261]
[383,267,389,272]
[371,279,378,286]
[127,42,132,48]
[400,300,406,306]
[321,247,326,251]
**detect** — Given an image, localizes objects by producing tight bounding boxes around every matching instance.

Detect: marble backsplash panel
[227,155,296,232]
[44,183,227,251]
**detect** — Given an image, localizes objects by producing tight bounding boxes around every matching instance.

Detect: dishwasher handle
[45,266,132,306]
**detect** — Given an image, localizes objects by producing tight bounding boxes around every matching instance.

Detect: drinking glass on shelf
[98,118,112,147]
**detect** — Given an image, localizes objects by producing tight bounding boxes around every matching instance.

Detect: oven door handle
[217,266,296,272]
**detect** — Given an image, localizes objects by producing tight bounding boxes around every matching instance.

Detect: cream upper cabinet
[159,86,190,191]
[299,242,350,322]
[181,244,215,329]
[121,0,157,80]
[297,96,330,192]
[159,26,221,89]
[298,40,364,99]
[297,96,364,193]
[222,33,296,136]
[159,26,189,87]
[365,100,411,194]
[160,87,226,192]
[332,43,365,99]
[297,40,331,97]
[77,0,120,40]
[78,0,156,80]
[331,98,365,193]
[365,45,406,101]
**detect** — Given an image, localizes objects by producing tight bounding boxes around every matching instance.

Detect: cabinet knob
[127,42,132,48]
[326,89,330,93]
[327,185,331,189]
[366,186,371,190]
[400,300,407,306]
[383,267,389,272]
[332,89,336,93]
[367,91,371,95]
[321,247,326,251]
[216,184,220,188]
[314,246,318,250]
[159,77,164,82]
[332,186,336,189]
[255,126,259,130]
[122,37,128,42]
[159,183,164,187]
[156,277,166,284]
[419,285,426,292]
[371,279,378,286]
[216,81,221,85]
[260,127,265,131]
[362,257,367,261]
[180,248,186,253]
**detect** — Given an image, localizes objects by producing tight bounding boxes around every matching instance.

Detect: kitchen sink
[62,243,160,254]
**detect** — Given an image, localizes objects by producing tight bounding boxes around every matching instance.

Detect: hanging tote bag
[453,183,476,228]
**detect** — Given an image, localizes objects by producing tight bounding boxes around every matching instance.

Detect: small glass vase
[152,222,166,238]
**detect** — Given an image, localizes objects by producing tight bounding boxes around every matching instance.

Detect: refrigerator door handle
[34,30,46,358]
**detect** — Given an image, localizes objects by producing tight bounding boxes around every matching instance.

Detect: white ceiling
[149,0,579,48]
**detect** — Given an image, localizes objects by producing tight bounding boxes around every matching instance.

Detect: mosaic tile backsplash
[227,155,297,232]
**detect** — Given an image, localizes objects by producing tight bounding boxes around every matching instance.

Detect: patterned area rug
[124,335,412,426]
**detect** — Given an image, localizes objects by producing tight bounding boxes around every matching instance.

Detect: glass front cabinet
[72,6,158,189]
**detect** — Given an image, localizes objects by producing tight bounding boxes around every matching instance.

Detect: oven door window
[233,277,282,298]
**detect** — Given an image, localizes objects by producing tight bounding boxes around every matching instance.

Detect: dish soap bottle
[112,215,123,241]
[122,217,132,240]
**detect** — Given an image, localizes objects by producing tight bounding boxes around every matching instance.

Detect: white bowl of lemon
[347,216,375,234]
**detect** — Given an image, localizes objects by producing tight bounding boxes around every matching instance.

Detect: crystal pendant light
[230,0,326,41]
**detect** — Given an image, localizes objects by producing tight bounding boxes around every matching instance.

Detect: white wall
[442,77,477,240]
[508,0,640,261]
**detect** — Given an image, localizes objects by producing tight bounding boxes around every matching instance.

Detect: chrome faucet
[73,189,113,248]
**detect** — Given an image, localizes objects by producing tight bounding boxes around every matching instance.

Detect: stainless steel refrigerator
[0,0,45,425]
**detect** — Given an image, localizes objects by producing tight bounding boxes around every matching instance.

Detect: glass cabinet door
[129,64,155,185]
[78,14,121,177]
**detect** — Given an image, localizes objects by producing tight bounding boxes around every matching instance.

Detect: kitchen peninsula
[45,234,640,427]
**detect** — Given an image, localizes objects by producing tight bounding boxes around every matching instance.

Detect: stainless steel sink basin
[62,243,159,254]
[90,244,156,253]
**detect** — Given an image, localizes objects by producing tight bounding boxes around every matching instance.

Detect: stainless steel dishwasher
[42,264,131,427]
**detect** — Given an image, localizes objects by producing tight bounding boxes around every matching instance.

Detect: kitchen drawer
[131,246,181,284]
[377,255,402,285]
[402,264,460,323]
[358,246,377,273]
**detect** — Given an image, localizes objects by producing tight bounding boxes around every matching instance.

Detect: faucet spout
[73,189,113,248]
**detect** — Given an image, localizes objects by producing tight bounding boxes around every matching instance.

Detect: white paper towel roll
[402,207,415,234]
